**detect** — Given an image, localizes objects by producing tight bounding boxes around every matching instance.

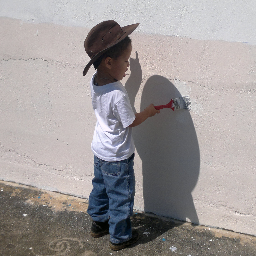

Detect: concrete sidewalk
[0,180,255,256]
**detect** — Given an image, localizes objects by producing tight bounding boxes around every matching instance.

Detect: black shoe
[109,230,140,251]
[90,220,109,238]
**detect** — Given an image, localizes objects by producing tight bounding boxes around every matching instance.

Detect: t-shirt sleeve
[114,94,135,128]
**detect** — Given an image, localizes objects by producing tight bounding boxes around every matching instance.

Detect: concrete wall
[0,0,255,236]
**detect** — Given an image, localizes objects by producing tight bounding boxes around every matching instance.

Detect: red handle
[154,99,175,111]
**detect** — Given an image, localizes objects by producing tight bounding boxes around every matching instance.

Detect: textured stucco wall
[0,0,256,235]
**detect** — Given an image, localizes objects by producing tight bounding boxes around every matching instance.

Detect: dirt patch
[1,180,88,212]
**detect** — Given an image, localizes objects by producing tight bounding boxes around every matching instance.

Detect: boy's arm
[129,104,160,128]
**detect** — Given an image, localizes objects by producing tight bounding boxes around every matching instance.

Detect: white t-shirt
[90,73,135,161]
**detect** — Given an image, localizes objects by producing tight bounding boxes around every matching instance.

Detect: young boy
[83,20,160,251]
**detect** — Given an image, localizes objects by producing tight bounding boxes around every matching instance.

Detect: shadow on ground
[0,181,256,256]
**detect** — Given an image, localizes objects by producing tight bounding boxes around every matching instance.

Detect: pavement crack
[1,57,49,63]
[0,142,93,178]
[0,142,63,172]
[1,57,80,69]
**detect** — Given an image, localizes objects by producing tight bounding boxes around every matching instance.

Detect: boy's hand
[129,104,160,127]
[145,104,160,117]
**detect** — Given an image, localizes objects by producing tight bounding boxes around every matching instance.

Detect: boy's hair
[93,36,131,69]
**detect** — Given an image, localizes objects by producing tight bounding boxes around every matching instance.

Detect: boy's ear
[104,57,113,69]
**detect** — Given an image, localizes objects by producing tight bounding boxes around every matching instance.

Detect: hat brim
[83,23,139,76]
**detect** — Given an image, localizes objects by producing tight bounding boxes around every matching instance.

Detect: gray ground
[0,181,255,256]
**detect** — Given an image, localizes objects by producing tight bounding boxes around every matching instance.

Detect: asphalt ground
[0,180,256,256]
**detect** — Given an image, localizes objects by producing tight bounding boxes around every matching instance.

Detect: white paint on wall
[0,0,256,45]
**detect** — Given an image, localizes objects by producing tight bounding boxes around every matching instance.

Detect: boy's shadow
[125,53,200,241]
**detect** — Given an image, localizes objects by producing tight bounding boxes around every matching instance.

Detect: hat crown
[84,20,124,59]
[83,20,139,76]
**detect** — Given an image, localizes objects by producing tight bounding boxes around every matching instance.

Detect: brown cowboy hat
[83,20,139,76]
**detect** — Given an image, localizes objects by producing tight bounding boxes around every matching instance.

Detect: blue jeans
[87,153,135,244]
